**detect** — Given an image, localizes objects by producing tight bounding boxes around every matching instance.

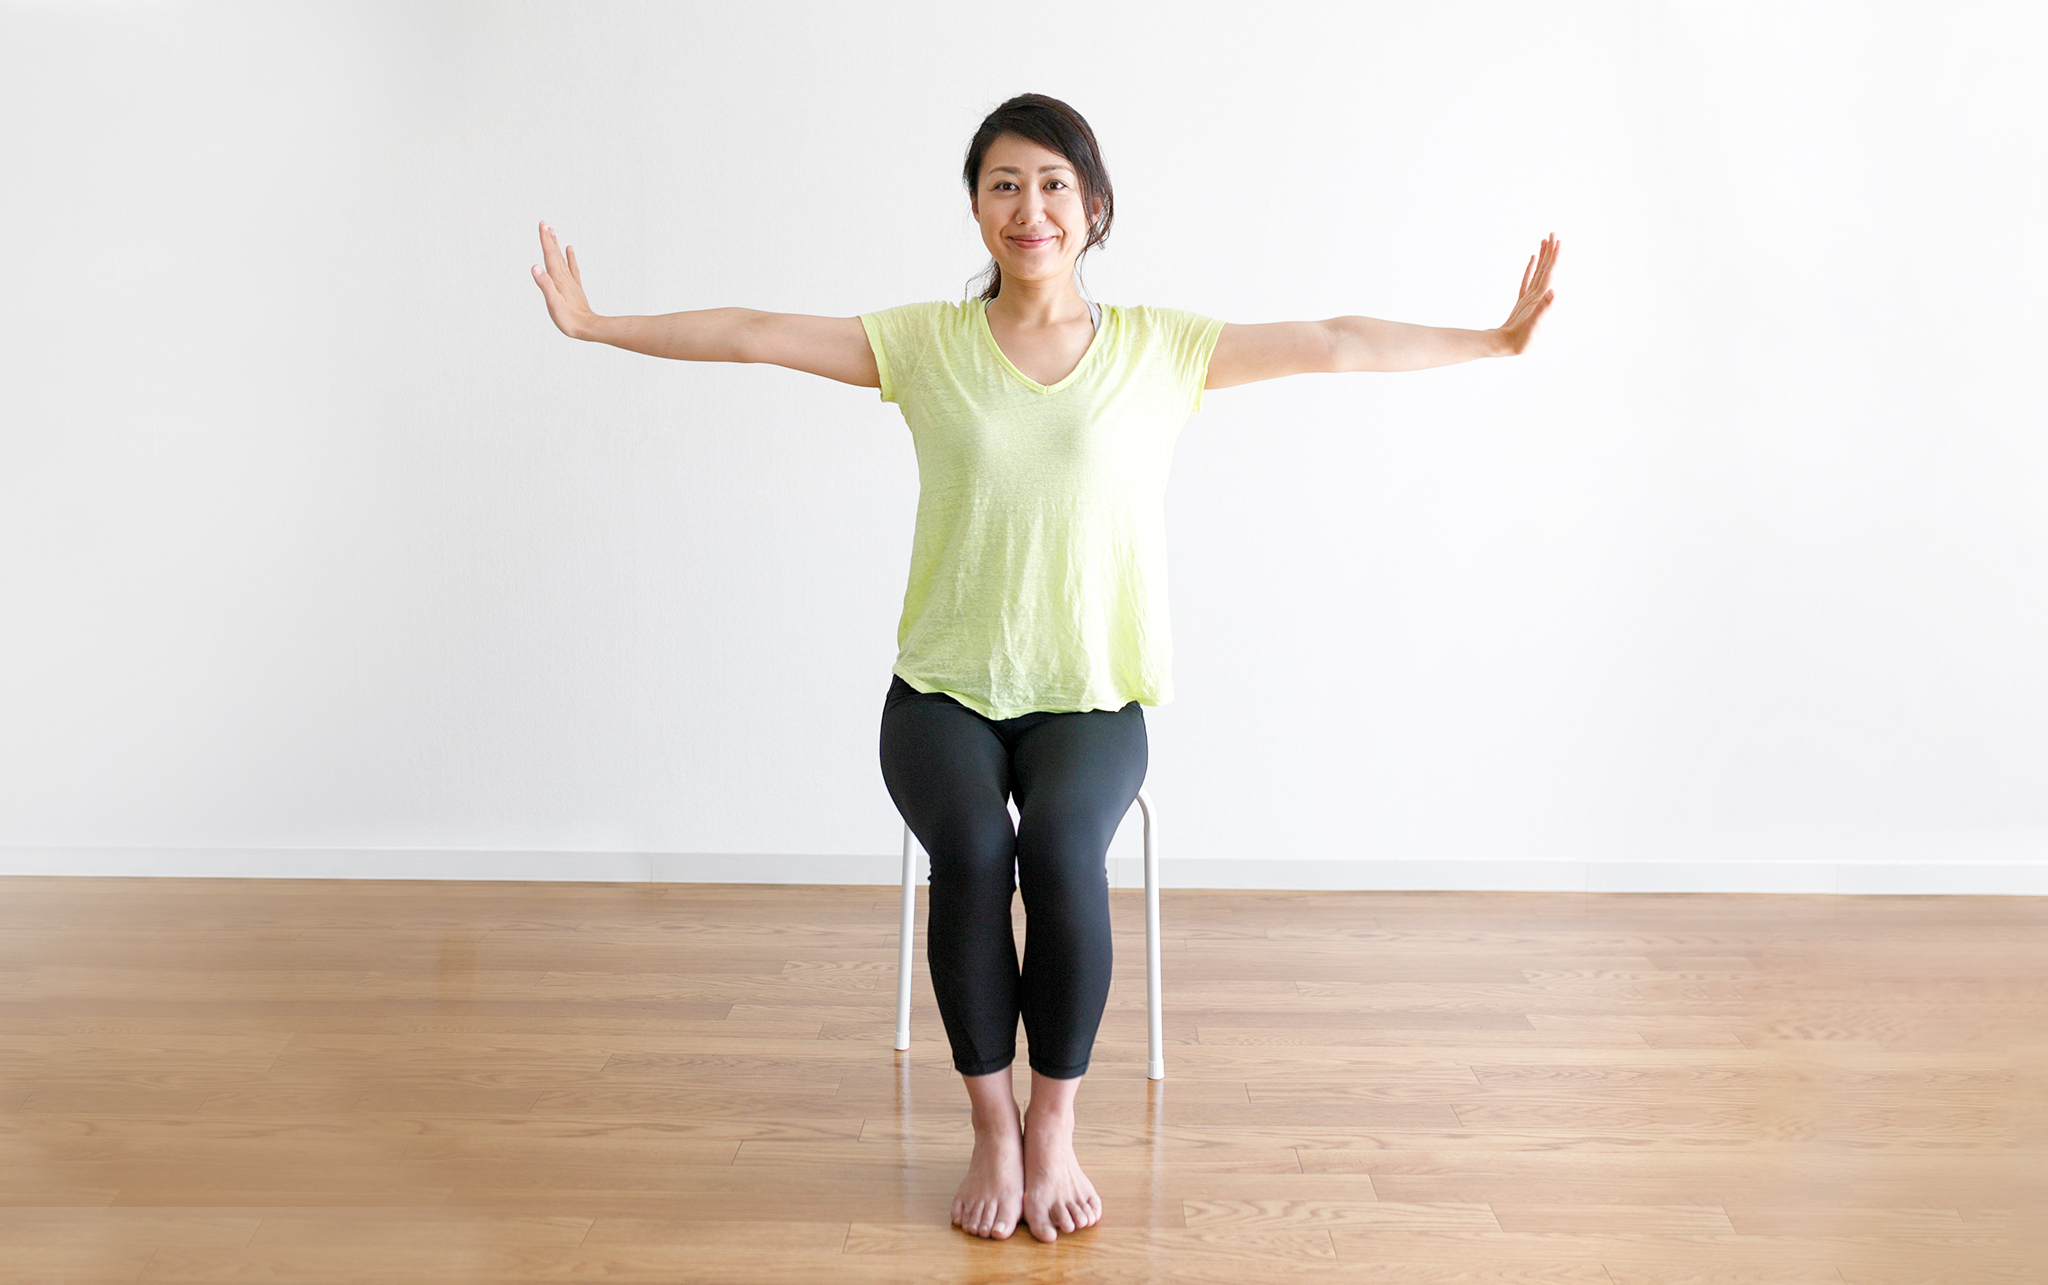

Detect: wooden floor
[0,878,2039,1284]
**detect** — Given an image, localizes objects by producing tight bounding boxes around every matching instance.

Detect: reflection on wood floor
[0,876,2039,1282]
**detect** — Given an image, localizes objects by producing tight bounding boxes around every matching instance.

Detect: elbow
[722,309,767,364]
[1322,318,1358,374]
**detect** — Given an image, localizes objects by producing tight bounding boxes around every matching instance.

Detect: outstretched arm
[530,221,879,389]
[1204,235,1558,390]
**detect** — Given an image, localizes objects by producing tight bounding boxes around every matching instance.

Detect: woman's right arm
[530,221,879,389]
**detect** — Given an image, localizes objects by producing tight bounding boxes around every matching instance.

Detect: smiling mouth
[1009,235,1057,248]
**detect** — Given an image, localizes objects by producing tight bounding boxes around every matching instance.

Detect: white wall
[4,2,2044,891]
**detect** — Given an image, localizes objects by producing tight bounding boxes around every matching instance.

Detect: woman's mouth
[1009,235,1057,250]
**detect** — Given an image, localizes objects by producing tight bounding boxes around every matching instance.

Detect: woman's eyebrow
[987,164,1076,176]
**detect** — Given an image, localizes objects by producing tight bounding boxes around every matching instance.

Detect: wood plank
[1490,1203,1739,1234]
[1178,1198,1499,1230]
[0,876,2034,1283]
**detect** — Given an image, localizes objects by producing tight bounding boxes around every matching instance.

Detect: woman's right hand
[524,228,878,387]
[531,221,600,340]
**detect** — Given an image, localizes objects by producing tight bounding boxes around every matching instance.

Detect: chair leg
[895,825,916,1052]
[1139,789,1163,1081]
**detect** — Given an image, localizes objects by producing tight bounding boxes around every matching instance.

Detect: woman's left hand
[1496,234,1559,355]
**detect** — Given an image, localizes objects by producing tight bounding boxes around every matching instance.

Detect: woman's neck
[987,275,1089,329]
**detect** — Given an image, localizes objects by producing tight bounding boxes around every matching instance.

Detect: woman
[532,92,1558,1244]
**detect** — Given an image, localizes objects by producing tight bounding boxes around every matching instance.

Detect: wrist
[574,312,613,344]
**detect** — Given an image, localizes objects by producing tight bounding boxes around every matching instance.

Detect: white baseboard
[1111,857,2048,896]
[0,848,904,885]
[3,847,2045,895]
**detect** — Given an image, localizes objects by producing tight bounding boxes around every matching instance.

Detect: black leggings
[878,674,1148,1079]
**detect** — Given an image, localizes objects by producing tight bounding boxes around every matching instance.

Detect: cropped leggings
[879,674,1148,1079]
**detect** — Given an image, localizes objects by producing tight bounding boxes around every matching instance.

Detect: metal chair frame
[893,789,1164,1080]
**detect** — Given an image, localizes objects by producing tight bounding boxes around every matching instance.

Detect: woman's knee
[1016,785,1130,858]
[1014,824,1113,914]
[921,812,1016,888]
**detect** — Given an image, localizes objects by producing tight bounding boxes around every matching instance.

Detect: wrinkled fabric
[859,297,1223,719]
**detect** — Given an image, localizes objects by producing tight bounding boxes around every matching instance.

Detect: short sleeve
[858,302,942,405]
[1133,306,1226,414]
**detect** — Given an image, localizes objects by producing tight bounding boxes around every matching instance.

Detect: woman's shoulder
[1104,303,1225,353]
[862,299,978,326]
[1108,302,1219,326]
[859,300,977,360]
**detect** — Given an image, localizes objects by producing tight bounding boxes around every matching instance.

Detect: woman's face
[972,133,1094,292]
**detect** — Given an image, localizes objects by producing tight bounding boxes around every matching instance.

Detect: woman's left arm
[1205,235,1558,390]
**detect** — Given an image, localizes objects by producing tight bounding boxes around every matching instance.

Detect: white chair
[894,790,1165,1080]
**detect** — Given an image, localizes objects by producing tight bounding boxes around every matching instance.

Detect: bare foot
[952,1104,1024,1239]
[1020,1102,1101,1242]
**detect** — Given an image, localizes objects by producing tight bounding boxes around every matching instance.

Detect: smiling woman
[961,93,1115,313]
[529,90,1558,1248]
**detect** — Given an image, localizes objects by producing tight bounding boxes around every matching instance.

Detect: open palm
[531,221,598,339]
[1498,234,1559,354]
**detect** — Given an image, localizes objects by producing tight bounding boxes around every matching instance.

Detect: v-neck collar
[975,297,1107,395]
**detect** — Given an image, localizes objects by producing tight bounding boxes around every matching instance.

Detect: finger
[565,244,582,283]
[1520,255,1533,295]
[539,222,569,280]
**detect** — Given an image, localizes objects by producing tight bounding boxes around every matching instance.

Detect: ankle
[1023,1100,1076,1129]
[970,1105,1022,1136]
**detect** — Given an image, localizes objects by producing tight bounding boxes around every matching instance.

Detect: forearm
[581,308,761,362]
[1329,316,1508,372]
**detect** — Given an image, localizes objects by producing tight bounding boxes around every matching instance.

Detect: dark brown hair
[962,93,1115,302]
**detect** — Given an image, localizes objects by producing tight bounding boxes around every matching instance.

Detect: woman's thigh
[877,679,1013,870]
[1009,702,1148,876]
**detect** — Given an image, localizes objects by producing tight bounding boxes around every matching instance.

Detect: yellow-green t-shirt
[859,297,1225,720]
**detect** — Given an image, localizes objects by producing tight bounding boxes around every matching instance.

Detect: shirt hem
[892,667,1159,721]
